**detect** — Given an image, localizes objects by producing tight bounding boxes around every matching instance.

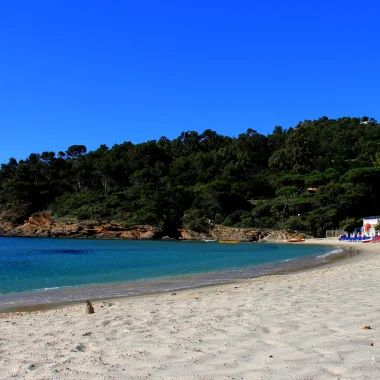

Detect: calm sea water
[0,237,342,310]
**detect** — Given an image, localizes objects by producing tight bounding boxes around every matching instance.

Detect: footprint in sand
[263,339,286,347]
[262,326,283,334]
[328,367,347,376]
[73,343,87,352]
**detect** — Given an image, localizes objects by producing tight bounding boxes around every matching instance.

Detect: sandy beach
[1,239,380,379]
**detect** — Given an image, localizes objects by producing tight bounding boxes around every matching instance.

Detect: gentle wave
[316,247,344,259]
[35,286,65,291]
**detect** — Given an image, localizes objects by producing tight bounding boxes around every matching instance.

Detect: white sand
[1,240,380,379]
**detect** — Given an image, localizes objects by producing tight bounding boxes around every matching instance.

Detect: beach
[1,239,380,379]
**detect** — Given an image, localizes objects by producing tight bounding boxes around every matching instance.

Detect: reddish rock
[0,211,159,240]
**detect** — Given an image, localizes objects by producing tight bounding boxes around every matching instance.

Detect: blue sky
[0,0,378,165]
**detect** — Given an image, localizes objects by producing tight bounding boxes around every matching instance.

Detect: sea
[0,237,350,311]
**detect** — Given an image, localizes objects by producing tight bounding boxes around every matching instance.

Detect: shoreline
[0,239,372,313]
[1,238,379,378]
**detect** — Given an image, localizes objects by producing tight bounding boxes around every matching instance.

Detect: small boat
[287,236,305,243]
[219,240,240,244]
[205,239,217,242]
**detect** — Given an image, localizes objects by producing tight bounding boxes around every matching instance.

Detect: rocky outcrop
[180,225,311,242]
[0,211,158,240]
[180,225,268,242]
[0,211,310,241]
[260,230,311,242]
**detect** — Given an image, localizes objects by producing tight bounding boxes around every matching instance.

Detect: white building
[362,216,380,236]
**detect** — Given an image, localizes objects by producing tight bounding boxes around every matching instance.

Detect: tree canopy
[0,116,378,236]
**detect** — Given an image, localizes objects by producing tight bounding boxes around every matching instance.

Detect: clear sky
[0,0,378,165]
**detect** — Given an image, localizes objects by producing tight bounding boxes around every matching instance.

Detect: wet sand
[1,239,379,379]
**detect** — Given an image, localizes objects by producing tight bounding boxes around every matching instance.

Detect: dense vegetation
[1,116,379,237]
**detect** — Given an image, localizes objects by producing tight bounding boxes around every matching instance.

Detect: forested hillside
[1,116,379,237]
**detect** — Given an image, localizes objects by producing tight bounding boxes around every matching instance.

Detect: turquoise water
[0,237,338,309]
